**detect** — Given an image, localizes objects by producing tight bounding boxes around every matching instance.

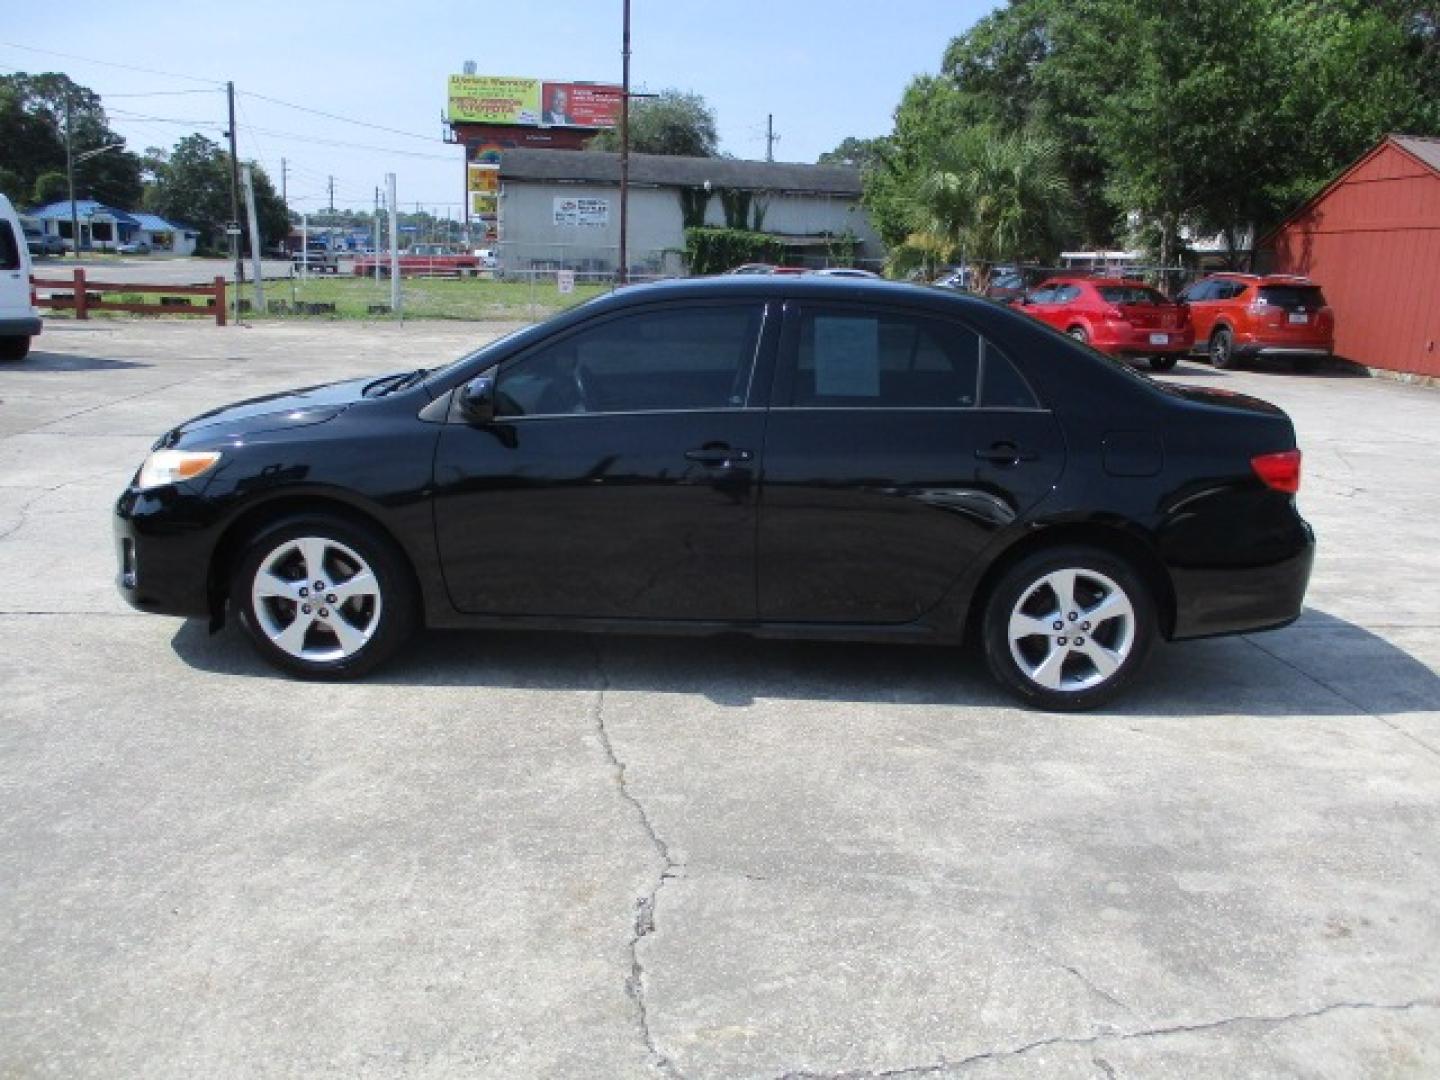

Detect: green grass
[245,275,610,321]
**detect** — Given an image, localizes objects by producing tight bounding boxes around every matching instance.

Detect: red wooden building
[1261,134,1440,377]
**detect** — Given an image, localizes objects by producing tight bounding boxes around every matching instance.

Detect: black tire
[0,336,31,362]
[1067,326,1089,344]
[1149,354,1179,372]
[1209,327,1238,369]
[981,544,1156,711]
[232,513,417,679]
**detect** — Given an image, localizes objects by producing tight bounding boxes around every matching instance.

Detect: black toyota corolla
[115,277,1314,710]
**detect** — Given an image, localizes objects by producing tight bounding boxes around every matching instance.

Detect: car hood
[161,375,379,445]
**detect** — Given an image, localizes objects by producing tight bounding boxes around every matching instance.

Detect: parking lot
[2,318,1437,1078]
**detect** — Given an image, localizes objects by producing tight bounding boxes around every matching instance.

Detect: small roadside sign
[225,222,242,236]
[557,269,576,295]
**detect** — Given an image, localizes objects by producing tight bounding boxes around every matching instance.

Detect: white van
[0,194,41,361]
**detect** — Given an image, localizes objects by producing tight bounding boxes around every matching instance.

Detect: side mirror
[459,375,495,423]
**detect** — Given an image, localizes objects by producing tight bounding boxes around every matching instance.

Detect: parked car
[113,277,1313,711]
[932,267,972,291]
[984,267,1048,302]
[117,239,152,255]
[0,195,41,362]
[1177,273,1334,370]
[292,243,344,274]
[815,267,880,279]
[23,226,65,258]
[727,263,776,275]
[1014,276,1194,371]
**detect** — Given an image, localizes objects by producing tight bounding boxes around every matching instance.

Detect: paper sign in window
[813,317,880,397]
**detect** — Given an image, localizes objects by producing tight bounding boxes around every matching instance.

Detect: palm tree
[906,128,1073,290]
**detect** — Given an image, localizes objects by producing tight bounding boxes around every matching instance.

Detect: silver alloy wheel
[1007,567,1135,693]
[250,536,383,662]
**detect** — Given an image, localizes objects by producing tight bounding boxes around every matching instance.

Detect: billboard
[448,76,541,125]
[553,197,609,228]
[449,74,621,129]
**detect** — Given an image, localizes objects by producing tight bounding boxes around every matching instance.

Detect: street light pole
[618,0,631,286]
[65,94,79,258]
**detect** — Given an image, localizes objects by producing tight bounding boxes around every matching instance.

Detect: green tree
[32,171,67,205]
[903,127,1073,287]
[587,90,719,157]
[147,134,288,251]
[0,72,142,208]
[817,137,888,170]
[0,167,25,204]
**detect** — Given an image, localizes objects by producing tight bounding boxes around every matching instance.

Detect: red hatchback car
[1016,277,1194,371]
[1176,274,1334,370]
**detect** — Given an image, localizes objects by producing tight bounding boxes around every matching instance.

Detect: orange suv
[1177,274,1334,370]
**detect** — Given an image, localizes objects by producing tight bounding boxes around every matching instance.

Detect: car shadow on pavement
[1,349,152,372]
[170,606,1438,717]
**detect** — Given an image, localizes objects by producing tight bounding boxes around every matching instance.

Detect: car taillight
[1252,449,1301,493]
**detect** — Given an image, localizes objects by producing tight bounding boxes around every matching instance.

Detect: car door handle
[685,445,753,467]
[975,442,1037,465]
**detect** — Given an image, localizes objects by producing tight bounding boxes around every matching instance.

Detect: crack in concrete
[774,997,1440,1079]
[1242,634,1440,764]
[0,470,120,543]
[1055,962,1132,1015]
[589,639,684,1078]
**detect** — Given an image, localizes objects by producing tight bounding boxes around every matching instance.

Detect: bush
[684,227,783,276]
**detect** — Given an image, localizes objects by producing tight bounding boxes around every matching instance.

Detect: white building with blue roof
[29,201,198,255]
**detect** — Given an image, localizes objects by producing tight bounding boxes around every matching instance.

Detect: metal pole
[241,165,265,310]
[387,173,401,317]
[65,94,80,259]
[767,113,774,162]
[226,82,243,290]
[618,0,631,286]
[301,213,308,280]
[374,187,382,284]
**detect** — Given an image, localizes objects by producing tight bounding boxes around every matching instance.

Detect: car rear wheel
[982,545,1156,711]
[1210,327,1238,369]
[233,514,417,679]
[1067,326,1089,344]
[0,336,31,362]
[1148,354,1178,372]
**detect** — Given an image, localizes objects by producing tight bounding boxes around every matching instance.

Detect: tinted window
[1099,285,1167,305]
[496,304,761,416]
[1259,284,1326,309]
[1052,284,1083,302]
[789,310,980,408]
[1218,280,1248,300]
[1028,287,1056,304]
[1180,281,1212,302]
[980,344,1039,409]
[0,221,19,271]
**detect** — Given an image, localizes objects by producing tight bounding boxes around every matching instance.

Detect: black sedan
[115,277,1314,710]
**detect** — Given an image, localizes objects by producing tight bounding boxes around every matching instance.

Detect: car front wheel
[233,514,416,678]
[982,545,1155,711]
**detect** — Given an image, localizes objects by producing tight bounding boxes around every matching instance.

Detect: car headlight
[135,449,222,491]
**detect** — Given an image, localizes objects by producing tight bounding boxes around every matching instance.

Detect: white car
[0,194,41,362]
[815,267,879,279]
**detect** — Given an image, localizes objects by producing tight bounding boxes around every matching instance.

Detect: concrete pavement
[0,319,1436,1078]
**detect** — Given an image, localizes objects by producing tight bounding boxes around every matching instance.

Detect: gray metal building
[495,149,882,278]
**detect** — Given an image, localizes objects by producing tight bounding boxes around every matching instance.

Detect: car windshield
[1258,285,1326,309]
[1099,285,1168,305]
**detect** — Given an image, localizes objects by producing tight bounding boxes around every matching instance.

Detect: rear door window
[1052,284,1083,303]
[0,221,20,271]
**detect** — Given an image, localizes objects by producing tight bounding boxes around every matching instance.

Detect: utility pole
[226,81,243,289]
[766,114,778,162]
[242,165,265,310]
[280,157,288,211]
[618,0,631,286]
[65,93,80,258]
[328,175,335,215]
[387,173,401,317]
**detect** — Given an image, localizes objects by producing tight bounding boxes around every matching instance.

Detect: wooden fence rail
[31,269,227,326]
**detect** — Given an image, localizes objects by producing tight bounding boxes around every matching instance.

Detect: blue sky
[1,1,993,213]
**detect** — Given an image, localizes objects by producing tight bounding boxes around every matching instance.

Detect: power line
[237,89,439,143]
[100,88,221,99]
[0,41,224,86]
